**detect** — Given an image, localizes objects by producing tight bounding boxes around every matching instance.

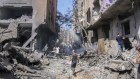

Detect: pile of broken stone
[0,41,139,79]
[85,48,138,79]
[0,43,50,79]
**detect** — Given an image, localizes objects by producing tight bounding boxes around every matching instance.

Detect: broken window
[93,29,98,42]
[102,25,110,39]
[82,29,88,43]
[0,7,33,20]
[81,2,83,8]
[17,23,32,46]
[86,8,91,23]
[122,21,130,35]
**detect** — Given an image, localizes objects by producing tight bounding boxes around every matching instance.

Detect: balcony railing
[99,0,117,13]
[91,0,117,23]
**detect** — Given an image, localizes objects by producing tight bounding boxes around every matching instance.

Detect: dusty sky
[57,0,73,14]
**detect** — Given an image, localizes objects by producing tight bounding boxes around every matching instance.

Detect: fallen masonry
[0,39,51,79]
[0,39,139,79]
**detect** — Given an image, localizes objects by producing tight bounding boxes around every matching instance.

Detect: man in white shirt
[55,47,60,58]
[55,47,60,54]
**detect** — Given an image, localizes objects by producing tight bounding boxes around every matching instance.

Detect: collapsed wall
[0,2,33,48]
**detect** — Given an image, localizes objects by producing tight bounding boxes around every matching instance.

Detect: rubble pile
[0,44,138,79]
[84,48,138,79]
[0,15,32,22]
[0,44,50,79]
[9,46,41,65]
[0,36,138,79]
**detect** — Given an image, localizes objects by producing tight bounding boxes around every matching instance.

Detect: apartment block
[0,0,57,51]
[74,0,140,53]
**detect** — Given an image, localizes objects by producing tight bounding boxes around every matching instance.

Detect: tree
[56,9,73,28]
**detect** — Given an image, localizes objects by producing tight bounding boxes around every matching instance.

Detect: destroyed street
[0,0,140,79]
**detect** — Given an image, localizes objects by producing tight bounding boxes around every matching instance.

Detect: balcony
[99,0,117,13]
[0,0,32,7]
[87,0,132,29]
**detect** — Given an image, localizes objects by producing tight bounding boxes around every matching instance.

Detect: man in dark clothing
[71,50,79,75]
[116,34,124,52]
[123,36,132,50]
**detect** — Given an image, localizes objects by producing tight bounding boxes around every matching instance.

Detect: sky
[57,0,73,15]
[57,0,73,30]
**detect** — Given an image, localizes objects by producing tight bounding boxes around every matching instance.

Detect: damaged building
[74,0,140,54]
[0,0,57,52]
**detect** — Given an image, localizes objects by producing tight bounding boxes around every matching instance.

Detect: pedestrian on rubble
[71,50,79,75]
[116,33,124,52]
[55,47,60,54]
[123,36,132,50]
[55,46,60,58]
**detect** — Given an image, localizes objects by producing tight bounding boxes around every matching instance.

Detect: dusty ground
[38,56,108,79]
[0,49,137,79]
[42,57,91,79]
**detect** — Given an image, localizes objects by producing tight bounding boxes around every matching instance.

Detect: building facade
[74,0,140,54]
[0,0,57,51]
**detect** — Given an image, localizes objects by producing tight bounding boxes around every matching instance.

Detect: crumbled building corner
[0,0,58,79]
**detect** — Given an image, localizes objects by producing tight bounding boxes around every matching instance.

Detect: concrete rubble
[0,38,52,79]
[0,37,138,79]
[0,12,137,79]
[0,23,138,79]
[36,46,138,79]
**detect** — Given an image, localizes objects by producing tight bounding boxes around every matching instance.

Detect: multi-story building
[0,0,57,51]
[74,0,140,53]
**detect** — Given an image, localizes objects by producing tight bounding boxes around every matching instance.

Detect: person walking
[54,46,60,58]
[71,50,79,75]
[123,36,132,50]
[116,33,124,52]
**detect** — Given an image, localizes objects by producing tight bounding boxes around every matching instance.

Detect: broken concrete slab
[105,60,133,71]
[106,72,119,79]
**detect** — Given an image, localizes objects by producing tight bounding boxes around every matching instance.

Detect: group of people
[116,33,132,52]
[116,33,140,79]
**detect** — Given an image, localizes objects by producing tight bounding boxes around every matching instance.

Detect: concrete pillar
[87,30,93,43]
[97,27,106,54]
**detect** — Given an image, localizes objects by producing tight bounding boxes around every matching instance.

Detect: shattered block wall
[109,17,121,40]
[109,4,140,41]
[0,0,57,51]
[94,3,140,54]
[97,27,106,54]
[96,3,140,54]
[0,23,18,42]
